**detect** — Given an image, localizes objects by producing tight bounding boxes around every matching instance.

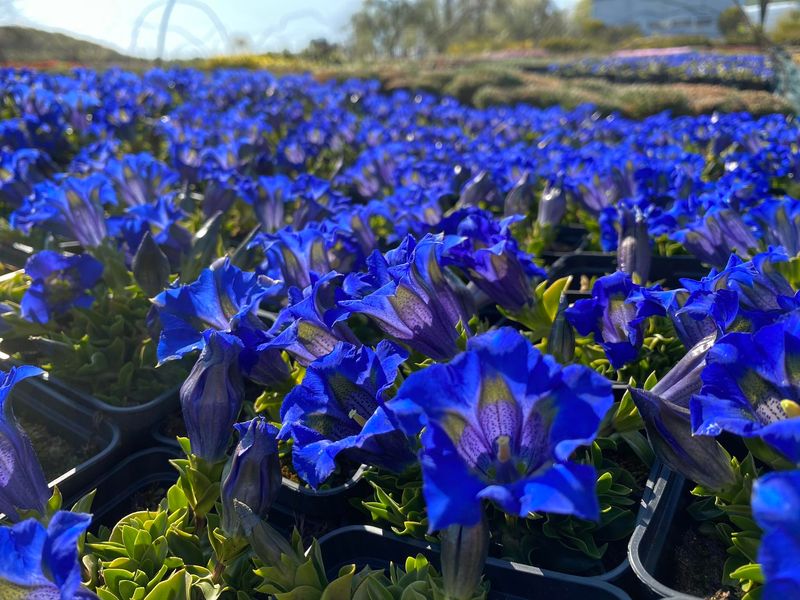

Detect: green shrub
[773,10,800,45]
[740,91,793,116]
[443,68,524,104]
[616,86,692,119]
[620,35,712,49]
[540,37,593,53]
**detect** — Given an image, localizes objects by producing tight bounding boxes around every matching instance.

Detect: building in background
[592,0,731,37]
[743,1,800,31]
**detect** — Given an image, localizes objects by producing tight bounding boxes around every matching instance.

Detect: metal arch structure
[251,8,337,47]
[136,20,214,56]
[130,0,229,59]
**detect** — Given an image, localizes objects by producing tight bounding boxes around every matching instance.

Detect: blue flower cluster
[547,51,774,88]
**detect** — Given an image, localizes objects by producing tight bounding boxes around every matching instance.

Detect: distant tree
[302,38,343,63]
[773,9,800,44]
[573,0,592,25]
[350,0,422,58]
[718,6,748,39]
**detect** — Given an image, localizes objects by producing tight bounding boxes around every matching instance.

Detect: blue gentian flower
[107,195,192,269]
[0,366,50,521]
[751,469,800,599]
[153,258,279,363]
[748,199,800,257]
[627,287,716,349]
[338,234,473,361]
[263,272,360,365]
[0,148,54,209]
[565,271,645,369]
[106,153,179,207]
[279,340,414,489]
[241,175,293,234]
[20,251,104,324]
[678,252,796,338]
[388,327,612,531]
[221,417,281,536]
[441,208,546,313]
[180,330,244,463]
[12,174,115,248]
[0,511,98,599]
[255,227,332,292]
[691,310,800,463]
[672,208,759,268]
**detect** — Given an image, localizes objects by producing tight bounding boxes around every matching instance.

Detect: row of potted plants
[0,66,797,599]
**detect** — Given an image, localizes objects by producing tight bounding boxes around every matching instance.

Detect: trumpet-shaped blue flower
[0,148,54,209]
[338,234,473,361]
[0,366,49,521]
[0,511,98,599]
[691,311,800,463]
[180,330,245,463]
[388,327,612,531]
[672,208,758,268]
[107,195,192,269]
[254,227,332,292]
[279,341,413,489]
[565,271,645,369]
[241,175,293,234]
[751,469,800,599]
[441,208,546,313]
[20,251,103,324]
[264,272,360,365]
[678,252,796,338]
[106,153,179,207]
[749,199,800,257]
[154,258,279,363]
[627,287,716,349]
[221,417,281,536]
[11,174,115,248]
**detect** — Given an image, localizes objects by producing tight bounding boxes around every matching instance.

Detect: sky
[3,0,577,59]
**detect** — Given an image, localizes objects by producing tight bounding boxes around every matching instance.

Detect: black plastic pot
[79,446,180,530]
[0,240,33,270]
[46,375,181,442]
[547,252,706,289]
[551,225,589,254]
[274,465,368,523]
[628,467,708,600]
[152,411,370,527]
[12,377,121,501]
[317,525,632,600]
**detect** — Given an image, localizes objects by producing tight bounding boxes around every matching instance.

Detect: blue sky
[6,0,577,59]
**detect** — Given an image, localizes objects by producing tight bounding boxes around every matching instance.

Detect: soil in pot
[20,414,100,480]
[669,520,742,600]
[130,482,170,514]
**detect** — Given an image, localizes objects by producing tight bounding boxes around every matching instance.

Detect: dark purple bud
[537,183,566,228]
[504,172,534,217]
[180,331,244,463]
[132,231,171,297]
[458,171,500,209]
[628,335,735,491]
[549,294,575,364]
[617,208,651,284]
[221,417,281,537]
[441,515,489,600]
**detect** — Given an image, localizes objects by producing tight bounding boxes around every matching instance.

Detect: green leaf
[729,563,764,584]
[142,569,190,600]
[72,489,97,514]
[320,565,355,600]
